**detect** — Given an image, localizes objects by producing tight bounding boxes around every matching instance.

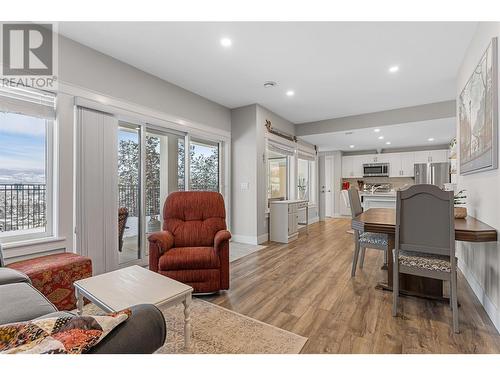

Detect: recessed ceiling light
[286,90,295,97]
[378,136,384,140]
[220,38,232,47]
[349,145,355,148]
[428,137,435,142]
[386,141,391,145]
[389,65,399,73]
[374,128,381,133]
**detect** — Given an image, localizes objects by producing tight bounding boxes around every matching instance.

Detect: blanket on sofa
[0,310,130,354]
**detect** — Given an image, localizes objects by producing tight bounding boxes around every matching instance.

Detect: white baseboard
[231,234,259,245]
[308,216,319,224]
[459,258,500,333]
[257,233,269,244]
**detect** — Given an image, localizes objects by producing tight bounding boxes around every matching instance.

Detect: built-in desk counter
[270,200,309,243]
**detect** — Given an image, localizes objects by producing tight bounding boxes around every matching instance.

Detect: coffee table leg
[183,294,192,349]
[76,288,84,316]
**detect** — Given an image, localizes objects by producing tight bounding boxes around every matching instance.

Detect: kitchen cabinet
[389,152,415,177]
[400,153,415,177]
[342,149,448,179]
[361,193,397,210]
[342,155,365,178]
[414,150,449,164]
[342,156,354,178]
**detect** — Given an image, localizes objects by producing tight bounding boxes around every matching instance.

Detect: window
[189,139,219,192]
[297,158,317,204]
[0,87,55,242]
[268,157,288,200]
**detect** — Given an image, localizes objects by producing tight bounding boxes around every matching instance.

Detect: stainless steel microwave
[363,163,389,177]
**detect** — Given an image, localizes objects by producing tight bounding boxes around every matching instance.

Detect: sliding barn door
[75,107,119,274]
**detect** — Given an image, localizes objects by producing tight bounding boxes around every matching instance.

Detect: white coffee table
[74,265,193,348]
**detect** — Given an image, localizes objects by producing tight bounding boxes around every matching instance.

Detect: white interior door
[325,156,333,217]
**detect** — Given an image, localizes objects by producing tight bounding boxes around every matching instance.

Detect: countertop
[359,191,397,197]
[269,199,308,204]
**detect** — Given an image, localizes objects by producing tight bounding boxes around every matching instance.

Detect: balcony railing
[118,184,160,218]
[0,184,46,232]
[1,183,212,234]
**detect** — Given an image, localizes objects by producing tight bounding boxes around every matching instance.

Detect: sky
[0,112,46,183]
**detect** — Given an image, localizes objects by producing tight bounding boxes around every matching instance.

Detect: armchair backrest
[163,191,227,247]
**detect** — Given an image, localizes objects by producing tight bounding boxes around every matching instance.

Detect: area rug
[230,242,267,262]
[83,298,307,354]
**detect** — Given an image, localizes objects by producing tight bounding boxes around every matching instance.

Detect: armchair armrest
[214,229,231,250]
[148,231,175,272]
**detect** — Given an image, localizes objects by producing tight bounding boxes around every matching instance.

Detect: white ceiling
[58,22,476,124]
[300,117,456,152]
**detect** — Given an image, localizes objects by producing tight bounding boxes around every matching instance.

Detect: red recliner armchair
[148,191,231,293]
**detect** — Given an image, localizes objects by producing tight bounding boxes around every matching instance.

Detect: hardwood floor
[205,218,500,353]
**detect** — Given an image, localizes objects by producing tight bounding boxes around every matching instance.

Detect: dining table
[351,208,498,301]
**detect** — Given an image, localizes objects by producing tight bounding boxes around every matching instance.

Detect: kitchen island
[360,191,396,210]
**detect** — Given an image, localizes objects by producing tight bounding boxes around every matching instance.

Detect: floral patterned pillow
[0,309,131,354]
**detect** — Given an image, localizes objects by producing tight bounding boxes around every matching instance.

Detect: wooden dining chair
[348,188,388,277]
[392,184,458,333]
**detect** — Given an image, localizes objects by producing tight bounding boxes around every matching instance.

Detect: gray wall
[230,104,317,243]
[296,100,456,136]
[256,105,297,240]
[456,22,500,332]
[58,35,231,132]
[231,105,258,241]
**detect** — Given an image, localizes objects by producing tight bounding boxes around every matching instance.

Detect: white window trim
[0,117,55,245]
[188,137,221,193]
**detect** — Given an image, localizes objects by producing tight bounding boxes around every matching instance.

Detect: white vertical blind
[76,107,118,275]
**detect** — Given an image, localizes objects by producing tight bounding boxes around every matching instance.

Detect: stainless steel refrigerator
[414,162,450,189]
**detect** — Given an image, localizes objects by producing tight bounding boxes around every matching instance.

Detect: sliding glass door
[144,128,186,246]
[116,121,223,267]
[118,122,141,265]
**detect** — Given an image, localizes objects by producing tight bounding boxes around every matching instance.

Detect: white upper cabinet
[414,150,449,164]
[414,151,430,163]
[430,150,449,163]
[400,152,415,177]
[342,155,367,178]
[342,156,354,178]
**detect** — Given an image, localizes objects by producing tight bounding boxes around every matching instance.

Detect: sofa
[0,267,166,354]
[148,191,231,293]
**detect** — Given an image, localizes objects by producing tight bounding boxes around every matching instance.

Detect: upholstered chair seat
[359,232,389,247]
[398,251,453,273]
[148,191,231,293]
[158,247,220,270]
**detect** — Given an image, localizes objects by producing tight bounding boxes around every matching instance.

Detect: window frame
[297,157,317,206]
[268,156,289,201]
[188,137,221,193]
[0,116,55,244]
